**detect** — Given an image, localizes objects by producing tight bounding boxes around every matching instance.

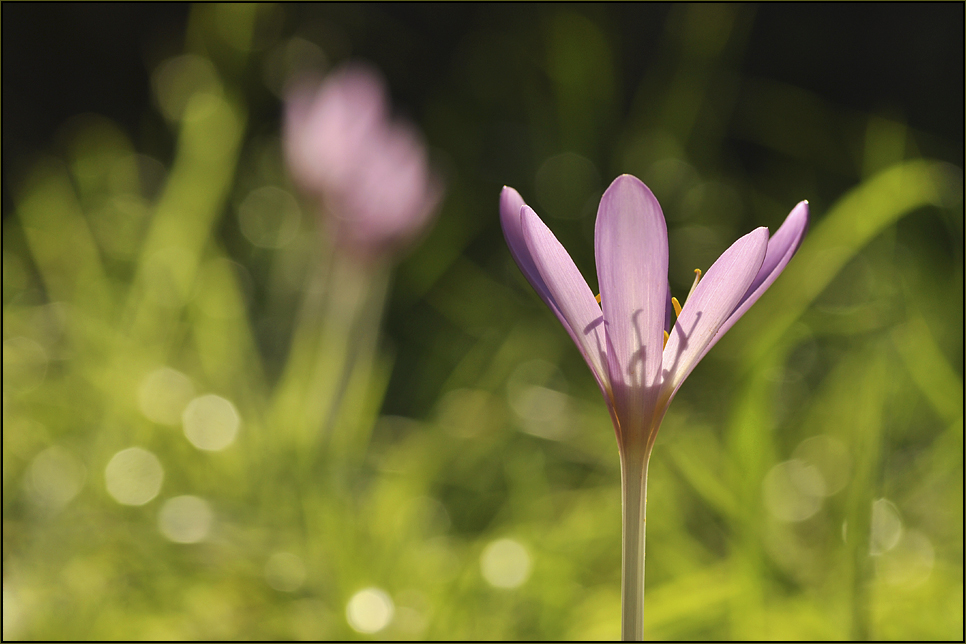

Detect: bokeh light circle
[104,447,164,506]
[182,394,240,451]
[480,538,532,589]
[138,367,195,426]
[158,495,213,543]
[762,459,824,522]
[346,587,394,634]
[870,498,903,555]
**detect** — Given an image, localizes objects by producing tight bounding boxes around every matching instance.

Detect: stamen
[671,297,682,318]
[687,268,702,300]
[595,293,601,304]
[663,330,669,348]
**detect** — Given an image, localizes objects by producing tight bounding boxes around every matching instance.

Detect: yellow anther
[687,268,702,300]
[671,297,682,318]
[663,330,669,348]
[595,293,601,304]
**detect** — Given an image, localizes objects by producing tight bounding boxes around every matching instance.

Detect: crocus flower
[500,174,807,640]
[284,63,442,259]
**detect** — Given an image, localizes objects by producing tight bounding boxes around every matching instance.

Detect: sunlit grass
[3,3,962,641]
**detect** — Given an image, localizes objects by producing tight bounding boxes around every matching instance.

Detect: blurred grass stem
[317,256,390,462]
[271,249,390,473]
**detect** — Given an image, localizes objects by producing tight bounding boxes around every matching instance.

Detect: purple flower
[501,174,807,637]
[501,174,807,457]
[284,63,442,258]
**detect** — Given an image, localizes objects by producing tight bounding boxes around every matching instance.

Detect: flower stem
[621,449,649,641]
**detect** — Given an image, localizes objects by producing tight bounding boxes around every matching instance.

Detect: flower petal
[714,201,810,342]
[665,283,674,334]
[681,201,809,371]
[662,227,769,397]
[501,188,553,307]
[518,204,610,391]
[501,188,578,344]
[595,175,669,439]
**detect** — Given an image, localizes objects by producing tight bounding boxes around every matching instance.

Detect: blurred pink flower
[284,63,442,258]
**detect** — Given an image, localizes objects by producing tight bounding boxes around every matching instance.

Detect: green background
[3,4,962,640]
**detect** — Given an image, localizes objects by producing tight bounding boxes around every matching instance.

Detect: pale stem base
[621,450,649,641]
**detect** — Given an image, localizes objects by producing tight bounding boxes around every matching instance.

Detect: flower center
[594,269,702,350]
